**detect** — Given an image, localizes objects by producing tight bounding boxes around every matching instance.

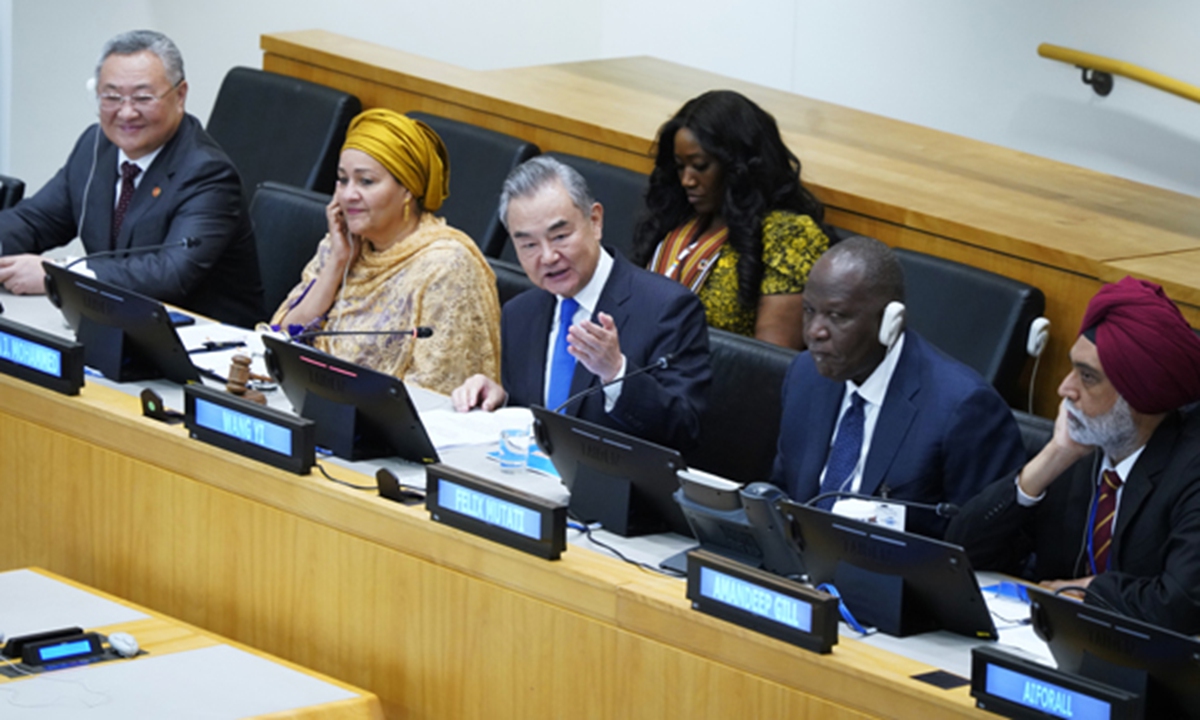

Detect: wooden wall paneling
[0,375,988,718]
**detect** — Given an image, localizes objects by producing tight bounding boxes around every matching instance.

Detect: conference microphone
[804,490,960,518]
[551,353,674,414]
[62,236,202,270]
[292,326,434,341]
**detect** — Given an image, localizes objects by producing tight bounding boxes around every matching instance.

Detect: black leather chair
[687,328,799,484]
[207,67,361,196]
[250,182,331,314]
[0,173,25,209]
[488,258,535,306]
[408,112,539,258]
[499,152,647,264]
[1012,409,1053,459]
[894,247,1045,406]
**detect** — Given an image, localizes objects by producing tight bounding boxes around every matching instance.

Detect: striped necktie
[1090,469,1123,573]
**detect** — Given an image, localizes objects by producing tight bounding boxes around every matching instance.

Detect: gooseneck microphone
[552,353,674,414]
[62,236,202,270]
[804,490,960,518]
[292,326,434,341]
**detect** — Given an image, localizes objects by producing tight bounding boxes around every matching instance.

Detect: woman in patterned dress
[632,90,831,350]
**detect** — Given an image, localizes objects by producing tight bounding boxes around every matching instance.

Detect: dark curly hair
[632,90,825,309]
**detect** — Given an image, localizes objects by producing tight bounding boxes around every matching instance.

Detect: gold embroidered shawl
[272,214,501,395]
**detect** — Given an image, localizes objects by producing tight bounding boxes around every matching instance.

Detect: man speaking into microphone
[0,30,263,328]
[452,157,711,451]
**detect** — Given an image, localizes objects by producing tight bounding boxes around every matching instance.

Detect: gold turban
[342,109,450,212]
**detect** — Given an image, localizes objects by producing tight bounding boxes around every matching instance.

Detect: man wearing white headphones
[770,236,1025,538]
[0,30,262,327]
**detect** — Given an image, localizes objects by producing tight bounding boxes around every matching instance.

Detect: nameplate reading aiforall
[970,645,1143,720]
[686,549,838,654]
[426,464,567,560]
[0,316,85,395]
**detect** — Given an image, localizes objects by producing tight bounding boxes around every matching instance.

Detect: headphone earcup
[107,632,139,658]
[878,301,905,348]
[85,77,98,116]
[1027,317,1050,357]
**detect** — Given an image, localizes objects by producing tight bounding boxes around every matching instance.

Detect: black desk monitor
[781,500,997,639]
[43,263,199,384]
[531,406,690,537]
[1030,587,1200,718]
[262,335,438,464]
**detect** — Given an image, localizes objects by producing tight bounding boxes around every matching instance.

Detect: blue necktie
[546,297,580,411]
[818,392,865,509]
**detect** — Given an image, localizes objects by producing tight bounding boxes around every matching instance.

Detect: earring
[403,201,411,222]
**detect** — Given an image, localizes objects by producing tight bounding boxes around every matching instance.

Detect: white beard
[1064,395,1139,460]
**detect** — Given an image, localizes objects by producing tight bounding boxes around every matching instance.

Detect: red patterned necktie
[1091,469,1123,573]
[111,161,141,248]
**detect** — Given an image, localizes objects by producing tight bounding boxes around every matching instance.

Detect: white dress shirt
[542,249,625,411]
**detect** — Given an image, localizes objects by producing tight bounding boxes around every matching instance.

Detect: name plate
[184,384,315,475]
[0,316,84,395]
[425,464,566,560]
[686,549,838,654]
[23,632,105,668]
[971,646,1143,720]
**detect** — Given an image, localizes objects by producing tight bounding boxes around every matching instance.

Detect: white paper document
[420,406,534,450]
[174,324,267,378]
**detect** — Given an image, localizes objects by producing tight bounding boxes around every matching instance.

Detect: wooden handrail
[1039,43,1200,105]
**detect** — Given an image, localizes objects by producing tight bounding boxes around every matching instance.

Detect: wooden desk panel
[3,569,382,720]
[260,30,1200,417]
[1105,250,1200,310]
[0,373,988,719]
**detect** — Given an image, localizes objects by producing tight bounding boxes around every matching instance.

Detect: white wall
[9,0,153,191]
[0,0,10,176]
[785,0,1200,199]
[4,0,1200,199]
[600,0,1200,199]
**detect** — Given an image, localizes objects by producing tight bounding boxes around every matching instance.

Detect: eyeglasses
[97,81,182,112]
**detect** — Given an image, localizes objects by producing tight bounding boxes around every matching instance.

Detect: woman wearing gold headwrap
[271,109,501,395]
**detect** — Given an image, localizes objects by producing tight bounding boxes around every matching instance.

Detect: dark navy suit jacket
[0,114,263,327]
[501,250,711,451]
[770,331,1026,537]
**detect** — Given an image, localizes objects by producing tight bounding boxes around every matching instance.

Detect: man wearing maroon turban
[948,276,1200,634]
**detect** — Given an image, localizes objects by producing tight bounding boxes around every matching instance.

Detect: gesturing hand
[567,311,624,384]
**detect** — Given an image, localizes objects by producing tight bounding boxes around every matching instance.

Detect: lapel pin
[152,186,162,198]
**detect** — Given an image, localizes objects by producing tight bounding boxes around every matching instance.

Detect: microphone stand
[805,490,960,518]
[62,236,201,271]
[292,327,434,341]
[552,353,673,414]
